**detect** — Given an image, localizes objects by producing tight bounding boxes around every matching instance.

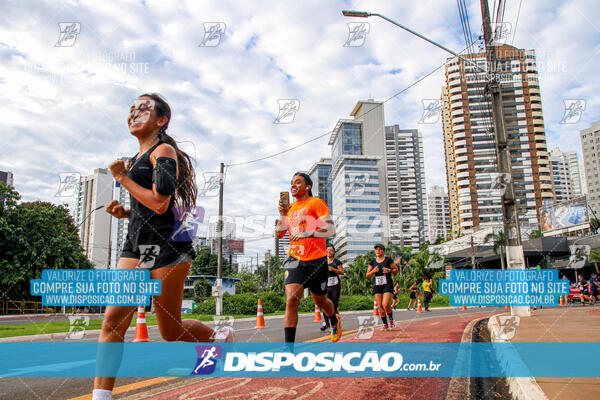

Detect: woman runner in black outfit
[366,244,399,331]
[407,281,418,311]
[321,245,344,331]
[92,94,233,400]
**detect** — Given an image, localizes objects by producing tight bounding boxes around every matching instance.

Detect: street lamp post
[342,6,529,316]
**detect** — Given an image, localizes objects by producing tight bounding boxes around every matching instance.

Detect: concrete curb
[0,325,160,342]
[0,310,376,342]
[445,316,488,400]
[487,315,548,400]
[0,313,71,319]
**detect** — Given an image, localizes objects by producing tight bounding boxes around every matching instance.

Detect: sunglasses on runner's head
[129,99,156,125]
[130,99,155,113]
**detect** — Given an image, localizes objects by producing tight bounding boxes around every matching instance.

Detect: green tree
[398,248,445,292]
[528,229,543,239]
[0,183,93,301]
[484,230,506,270]
[193,278,212,299]
[589,250,600,274]
[434,237,446,245]
[190,248,229,276]
[233,271,261,294]
[341,251,373,296]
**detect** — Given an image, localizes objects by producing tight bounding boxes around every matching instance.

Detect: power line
[512,0,523,45]
[225,57,451,168]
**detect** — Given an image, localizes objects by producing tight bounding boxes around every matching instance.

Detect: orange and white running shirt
[284,196,331,261]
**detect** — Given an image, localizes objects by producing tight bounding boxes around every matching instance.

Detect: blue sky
[1,0,599,265]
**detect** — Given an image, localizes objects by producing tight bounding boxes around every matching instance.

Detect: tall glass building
[308,158,333,213]
[328,100,388,263]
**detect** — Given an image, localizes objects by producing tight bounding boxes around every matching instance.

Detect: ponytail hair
[141,93,198,208]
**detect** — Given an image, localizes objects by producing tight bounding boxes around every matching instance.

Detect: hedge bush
[191,292,450,315]
[338,295,374,311]
[258,291,286,314]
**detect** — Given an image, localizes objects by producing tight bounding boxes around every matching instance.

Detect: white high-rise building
[75,168,114,267]
[208,220,236,240]
[549,147,571,203]
[0,170,13,186]
[109,163,130,268]
[581,164,588,196]
[564,151,584,198]
[384,125,428,248]
[274,219,290,259]
[329,100,387,263]
[580,120,600,213]
[427,186,450,242]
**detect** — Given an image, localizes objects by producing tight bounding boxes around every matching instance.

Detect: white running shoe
[213,326,236,342]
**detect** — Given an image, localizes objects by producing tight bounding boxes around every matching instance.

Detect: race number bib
[328,276,339,287]
[375,275,387,286]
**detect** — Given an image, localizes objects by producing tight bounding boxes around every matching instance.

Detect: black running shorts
[284,256,328,295]
[121,236,195,270]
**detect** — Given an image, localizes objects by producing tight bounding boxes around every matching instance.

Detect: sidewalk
[491,305,600,400]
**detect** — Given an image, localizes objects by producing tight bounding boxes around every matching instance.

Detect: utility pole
[215,162,224,316]
[266,250,272,287]
[470,236,477,269]
[480,0,529,316]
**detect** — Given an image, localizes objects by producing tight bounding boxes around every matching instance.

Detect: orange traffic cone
[255,298,265,328]
[416,296,423,313]
[373,300,379,316]
[559,296,565,306]
[313,305,322,323]
[133,306,150,342]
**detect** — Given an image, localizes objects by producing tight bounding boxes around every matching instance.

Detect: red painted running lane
[132,311,501,400]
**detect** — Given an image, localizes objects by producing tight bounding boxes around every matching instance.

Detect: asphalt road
[0,307,500,400]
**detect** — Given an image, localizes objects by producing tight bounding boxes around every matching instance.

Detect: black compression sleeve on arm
[153,157,177,195]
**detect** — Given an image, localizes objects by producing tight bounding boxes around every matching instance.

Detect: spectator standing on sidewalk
[422,275,435,311]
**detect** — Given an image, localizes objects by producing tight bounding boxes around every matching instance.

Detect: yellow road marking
[68,377,178,400]
[70,313,464,398]
[307,314,450,342]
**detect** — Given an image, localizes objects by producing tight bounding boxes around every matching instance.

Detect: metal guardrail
[0,300,53,315]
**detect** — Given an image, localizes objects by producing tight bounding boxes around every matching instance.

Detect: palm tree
[484,231,506,270]
[340,252,373,296]
[399,248,445,291]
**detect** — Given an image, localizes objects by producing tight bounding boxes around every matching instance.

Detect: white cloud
[1,0,598,263]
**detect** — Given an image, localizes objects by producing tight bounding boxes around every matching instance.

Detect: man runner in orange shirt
[276,172,342,343]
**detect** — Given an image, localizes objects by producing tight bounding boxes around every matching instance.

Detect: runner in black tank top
[93,94,234,400]
[120,139,194,269]
[321,245,344,331]
[366,244,399,331]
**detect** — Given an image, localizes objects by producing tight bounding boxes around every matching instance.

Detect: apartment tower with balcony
[441,45,553,235]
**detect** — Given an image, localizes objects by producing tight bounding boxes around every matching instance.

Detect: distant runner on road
[320,245,344,332]
[366,244,399,330]
[407,281,418,311]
